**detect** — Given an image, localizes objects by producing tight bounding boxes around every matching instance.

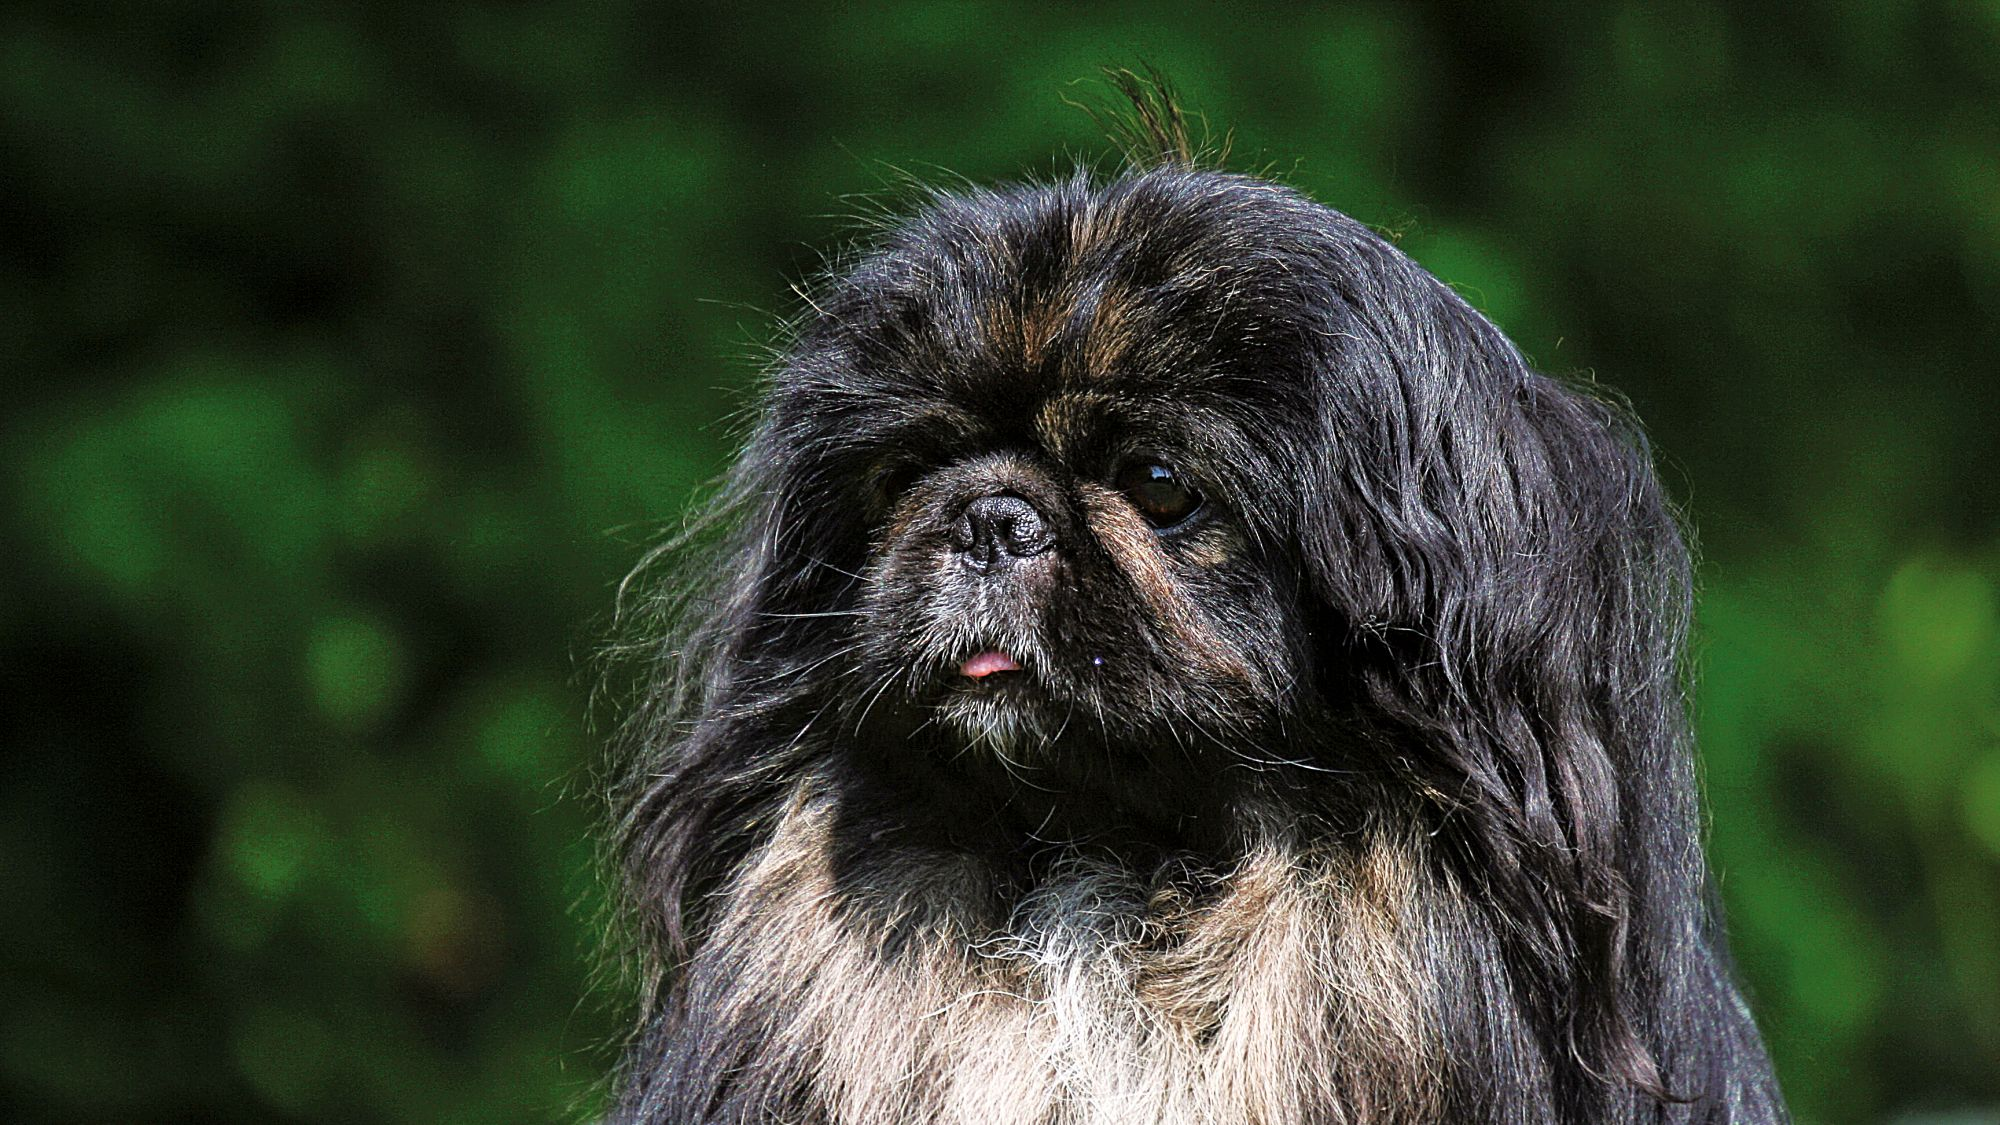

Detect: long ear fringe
[1300,245,1705,1107]
[599,422,811,1025]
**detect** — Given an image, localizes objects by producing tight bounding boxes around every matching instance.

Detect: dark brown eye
[1114,460,1203,530]
[879,463,922,506]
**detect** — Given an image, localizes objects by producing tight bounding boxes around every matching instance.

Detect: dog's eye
[880,463,923,506]
[1114,461,1203,530]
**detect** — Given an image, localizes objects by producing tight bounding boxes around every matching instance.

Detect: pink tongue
[960,650,1021,678]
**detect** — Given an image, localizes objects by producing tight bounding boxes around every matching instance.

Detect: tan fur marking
[1077,483,1252,684]
[1031,394,1083,457]
[1067,205,1104,260]
[1081,282,1138,380]
[1176,528,1239,569]
[713,784,1444,1123]
[1018,296,1066,366]
[1031,390,1120,458]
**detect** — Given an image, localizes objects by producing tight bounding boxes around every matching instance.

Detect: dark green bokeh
[3,4,1996,1122]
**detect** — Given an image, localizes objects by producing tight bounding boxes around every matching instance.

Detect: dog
[603,92,1787,1124]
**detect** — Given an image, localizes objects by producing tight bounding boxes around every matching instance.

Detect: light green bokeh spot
[338,434,435,544]
[220,783,326,901]
[1880,559,1996,683]
[306,613,407,730]
[1964,754,2000,857]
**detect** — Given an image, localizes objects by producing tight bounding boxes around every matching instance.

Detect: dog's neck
[843,717,1319,856]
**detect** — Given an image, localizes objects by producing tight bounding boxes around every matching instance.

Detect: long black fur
[604,112,1786,1125]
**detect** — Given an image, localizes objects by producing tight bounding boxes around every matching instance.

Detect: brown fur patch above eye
[1076,483,1251,685]
[1080,283,1139,380]
[1015,292,1070,368]
[1029,390,1114,458]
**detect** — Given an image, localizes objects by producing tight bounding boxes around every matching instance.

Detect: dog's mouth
[958,649,1022,681]
[946,647,1037,703]
[926,645,1056,753]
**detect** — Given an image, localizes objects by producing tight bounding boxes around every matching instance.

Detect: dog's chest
[707,818,1442,1124]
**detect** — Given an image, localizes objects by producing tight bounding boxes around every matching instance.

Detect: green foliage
[2,3,1995,1121]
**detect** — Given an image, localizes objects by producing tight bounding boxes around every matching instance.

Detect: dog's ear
[609,414,864,973]
[1294,236,1696,1107]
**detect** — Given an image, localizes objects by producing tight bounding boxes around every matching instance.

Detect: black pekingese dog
[604,90,1787,1124]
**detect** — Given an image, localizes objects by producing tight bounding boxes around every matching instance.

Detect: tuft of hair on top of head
[1075,65,1231,170]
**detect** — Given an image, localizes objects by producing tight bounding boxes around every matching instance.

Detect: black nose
[951,494,1053,573]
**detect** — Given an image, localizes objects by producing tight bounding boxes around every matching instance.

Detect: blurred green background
[3,2,1996,1122]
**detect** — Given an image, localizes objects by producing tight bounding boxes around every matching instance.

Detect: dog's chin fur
[934,687,1046,760]
[606,149,1788,1124]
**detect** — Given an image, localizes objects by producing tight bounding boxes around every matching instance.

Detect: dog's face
[746,170,1409,766]
[859,396,1302,759]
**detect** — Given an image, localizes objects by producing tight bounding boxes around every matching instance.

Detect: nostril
[1002,505,1052,557]
[957,493,1054,569]
[948,510,978,554]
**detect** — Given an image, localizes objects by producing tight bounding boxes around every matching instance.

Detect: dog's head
[761,172,1332,762]
[721,166,1678,780]
[833,175,1339,758]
